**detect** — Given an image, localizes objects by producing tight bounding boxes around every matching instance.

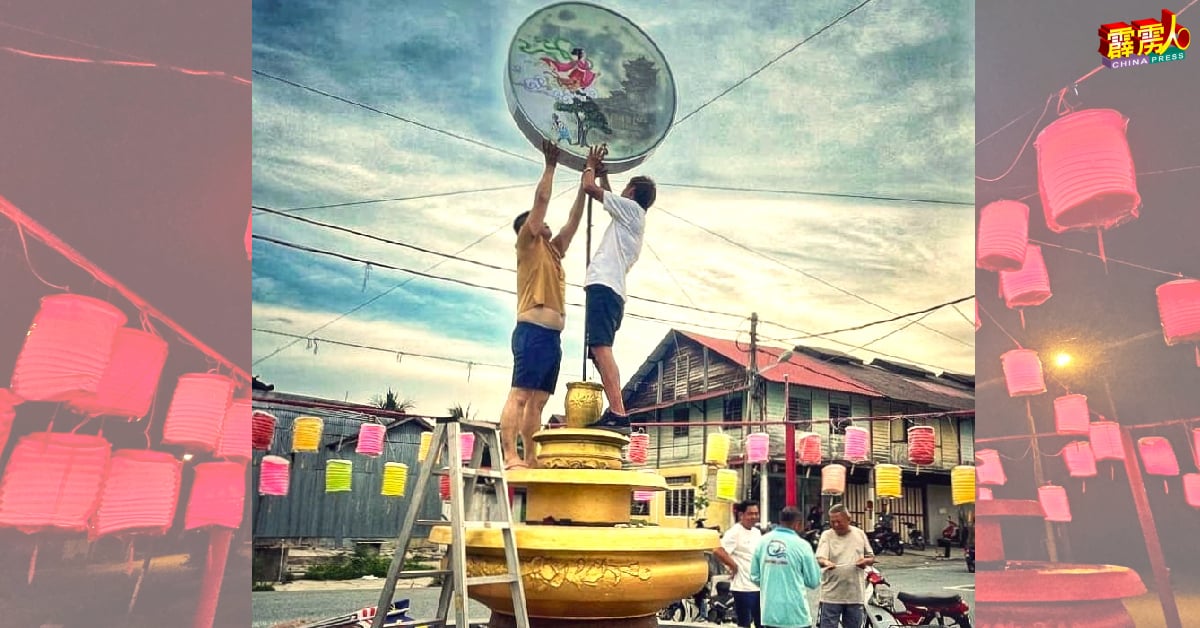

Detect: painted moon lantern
[506,2,677,173]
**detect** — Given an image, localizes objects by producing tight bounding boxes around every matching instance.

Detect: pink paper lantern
[1062,441,1097,478]
[633,469,657,502]
[1193,427,1200,469]
[259,456,290,496]
[11,294,127,402]
[746,432,769,464]
[162,373,235,453]
[1035,108,1139,234]
[843,426,869,463]
[216,399,253,463]
[978,487,994,501]
[999,245,1052,309]
[628,432,649,464]
[0,389,17,453]
[1184,474,1200,508]
[0,433,111,532]
[976,200,1030,272]
[907,426,936,466]
[821,464,846,495]
[185,462,246,530]
[461,433,476,462]
[67,328,168,419]
[356,423,387,457]
[1000,349,1046,397]
[1053,394,1091,434]
[1156,280,1200,364]
[1089,421,1125,461]
[1138,437,1179,476]
[975,302,981,332]
[1038,484,1072,522]
[975,449,1007,486]
[91,449,182,539]
[252,411,276,450]
[798,433,823,465]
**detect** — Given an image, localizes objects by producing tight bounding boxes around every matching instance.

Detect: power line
[777,295,975,342]
[252,328,509,369]
[655,205,973,347]
[658,182,972,207]
[252,183,545,215]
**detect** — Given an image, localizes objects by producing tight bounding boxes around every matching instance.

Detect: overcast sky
[250,0,975,418]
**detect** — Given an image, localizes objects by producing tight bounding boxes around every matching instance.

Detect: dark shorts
[511,322,562,394]
[732,590,761,628]
[585,284,624,349]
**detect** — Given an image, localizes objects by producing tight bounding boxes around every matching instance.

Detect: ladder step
[394,569,451,579]
[416,520,511,530]
[432,468,504,479]
[466,574,520,586]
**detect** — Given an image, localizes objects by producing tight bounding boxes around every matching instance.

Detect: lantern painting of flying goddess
[505,2,677,173]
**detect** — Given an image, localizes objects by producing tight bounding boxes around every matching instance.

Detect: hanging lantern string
[977,303,1023,350]
[976,90,1061,183]
[995,444,1033,461]
[1030,239,1193,280]
[978,416,1200,447]
[15,222,70,291]
[0,33,250,86]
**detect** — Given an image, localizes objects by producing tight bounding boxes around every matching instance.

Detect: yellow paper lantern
[325,459,352,493]
[381,462,408,497]
[292,416,323,453]
[715,468,738,502]
[875,464,902,499]
[705,432,731,466]
[821,464,846,496]
[951,465,975,505]
[417,431,432,462]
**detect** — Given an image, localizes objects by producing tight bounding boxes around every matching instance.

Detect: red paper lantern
[976,200,1030,272]
[999,245,1052,309]
[439,474,452,501]
[184,461,246,530]
[252,411,276,450]
[0,433,111,532]
[907,426,936,466]
[90,449,182,539]
[1053,394,1091,434]
[1000,349,1046,397]
[1156,279,1200,364]
[216,399,252,463]
[162,373,235,452]
[975,301,981,331]
[797,432,822,465]
[1062,441,1097,478]
[0,389,18,453]
[68,328,168,419]
[11,295,127,402]
[1137,437,1179,476]
[1184,474,1200,508]
[1038,484,1072,522]
[1089,422,1125,461]
[976,449,1007,486]
[628,432,649,464]
[1035,108,1139,234]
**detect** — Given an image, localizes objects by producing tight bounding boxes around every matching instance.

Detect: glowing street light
[1055,352,1072,368]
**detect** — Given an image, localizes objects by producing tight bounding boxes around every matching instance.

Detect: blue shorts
[511,322,562,394]
[585,284,624,349]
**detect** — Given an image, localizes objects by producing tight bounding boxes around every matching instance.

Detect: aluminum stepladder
[370,416,529,628]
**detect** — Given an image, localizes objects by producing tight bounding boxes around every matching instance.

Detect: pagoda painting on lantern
[506,2,676,173]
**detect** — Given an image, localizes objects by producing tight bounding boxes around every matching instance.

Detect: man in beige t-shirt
[815,504,874,628]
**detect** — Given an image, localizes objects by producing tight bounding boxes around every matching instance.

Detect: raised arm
[598,160,612,193]
[581,144,608,203]
[550,179,586,255]
[524,139,560,235]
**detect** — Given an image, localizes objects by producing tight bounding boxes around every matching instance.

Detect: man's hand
[542,139,560,166]
[818,558,835,571]
[585,143,608,169]
[855,558,871,569]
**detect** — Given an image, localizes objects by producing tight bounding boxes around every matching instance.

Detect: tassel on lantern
[821,464,846,496]
[91,450,182,539]
[68,327,169,419]
[381,462,408,497]
[1001,349,1047,397]
[875,464,901,499]
[251,411,276,450]
[976,200,1030,272]
[356,423,386,457]
[951,466,975,505]
[11,295,127,402]
[259,456,290,496]
[184,462,246,530]
[291,416,324,452]
[161,373,236,453]
[705,432,731,466]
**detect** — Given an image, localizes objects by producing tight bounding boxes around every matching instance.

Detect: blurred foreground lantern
[1038,484,1072,522]
[976,200,1030,272]
[325,459,353,493]
[976,449,1008,486]
[978,487,994,501]
[1138,437,1179,476]
[1054,394,1091,434]
[1156,279,1200,365]
[11,295,127,402]
[91,449,181,539]
[259,456,290,496]
[843,426,869,464]
[1089,421,1125,461]
[68,328,168,419]
[356,423,386,457]
[0,433,111,532]
[797,432,822,465]
[951,466,975,505]
[875,464,901,499]
[705,432,730,466]
[381,462,408,497]
[907,426,936,466]
[418,432,433,462]
[291,416,324,453]
[185,461,245,530]
[746,432,769,464]
[1001,349,1046,397]
[216,399,252,463]
[632,469,658,502]
[252,411,276,450]
[715,468,738,501]
[821,464,846,496]
[161,373,235,453]
[1184,474,1200,508]
[1062,441,1098,478]
[999,245,1052,313]
[628,432,649,464]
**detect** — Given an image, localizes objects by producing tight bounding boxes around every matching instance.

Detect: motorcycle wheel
[915,538,927,552]
[919,615,972,627]
[894,542,904,556]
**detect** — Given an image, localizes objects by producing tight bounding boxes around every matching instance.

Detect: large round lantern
[1038,484,1072,522]
[0,433,111,532]
[1035,109,1139,235]
[951,466,975,505]
[746,432,769,464]
[715,468,738,501]
[907,426,936,466]
[1156,279,1200,365]
[999,245,1052,314]
[356,423,386,457]
[1000,349,1046,397]
[797,432,823,465]
[381,462,408,497]
[252,411,276,450]
[184,461,246,530]
[216,399,252,463]
[259,456,290,496]
[325,459,353,493]
[11,295,127,402]
[161,373,236,453]
[843,426,869,464]
[628,432,649,464]
[291,416,324,453]
[875,464,901,499]
[91,449,182,539]
[976,200,1030,272]
[821,464,846,496]
[1062,441,1098,479]
[1137,437,1179,476]
[1184,474,1200,508]
[976,449,1008,486]
[68,328,169,419]
[705,432,730,466]
[1089,422,1125,461]
[1053,394,1091,434]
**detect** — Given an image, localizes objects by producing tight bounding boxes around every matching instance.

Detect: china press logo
[1099,8,1190,68]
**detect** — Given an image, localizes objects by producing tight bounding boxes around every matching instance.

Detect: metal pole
[1024,398,1058,561]
[785,375,796,507]
[582,195,592,380]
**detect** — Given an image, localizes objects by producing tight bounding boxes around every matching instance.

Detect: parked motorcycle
[862,566,972,628]
[657,551,734,624]
[869,516,904,556]
[904,522,926,551]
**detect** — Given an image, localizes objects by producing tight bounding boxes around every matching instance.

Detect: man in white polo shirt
[715,500,763,628]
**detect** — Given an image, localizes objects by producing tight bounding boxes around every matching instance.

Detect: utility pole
[747,313,769,524]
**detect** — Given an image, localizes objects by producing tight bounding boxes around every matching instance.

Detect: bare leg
[500,388,531,468]
[522,391,550,467]
[589,345,626,415]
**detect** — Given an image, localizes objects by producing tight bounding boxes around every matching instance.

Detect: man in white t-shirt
[577,144,656,434]
[715,500,763,628]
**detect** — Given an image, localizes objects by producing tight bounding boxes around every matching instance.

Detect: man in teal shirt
[751,506,822,628]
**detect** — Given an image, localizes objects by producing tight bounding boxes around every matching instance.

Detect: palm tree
[447,403,477,420]
[369,388,415,414]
